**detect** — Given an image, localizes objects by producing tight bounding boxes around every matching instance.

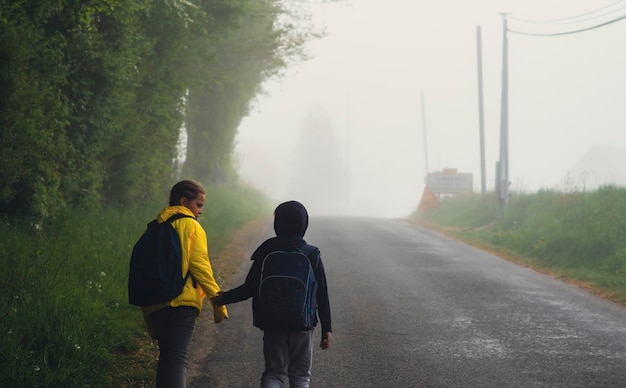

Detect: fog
[235,0,626,218]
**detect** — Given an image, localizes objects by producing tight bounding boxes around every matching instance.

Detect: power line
[508,13,626,36]
[541,4,626,26]
[509,0,626,24]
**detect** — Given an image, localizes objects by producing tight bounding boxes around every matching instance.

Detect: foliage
[0,181,271,386]
[0,0,72,220]
[417,186,626,303]
[0,0,317,221]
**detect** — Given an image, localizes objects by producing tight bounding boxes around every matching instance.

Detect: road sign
[427,172,473,194]
[418,186,440,211]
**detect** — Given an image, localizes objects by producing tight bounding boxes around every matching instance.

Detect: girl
[143,179,228,387]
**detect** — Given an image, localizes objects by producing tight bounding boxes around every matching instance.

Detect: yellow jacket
[142,205,228,323]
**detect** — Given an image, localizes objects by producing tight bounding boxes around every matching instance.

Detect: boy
[212,200,332,388]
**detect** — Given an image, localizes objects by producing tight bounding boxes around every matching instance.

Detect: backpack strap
[164,213,195,224]
[164,213,197,287]
[299,244,320,271]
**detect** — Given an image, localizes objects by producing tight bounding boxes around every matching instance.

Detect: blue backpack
[257,245,319,330]
[128,213,194,306]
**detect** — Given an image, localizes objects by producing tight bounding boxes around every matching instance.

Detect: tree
[0,0,72,219]
[183,0,318,183]
[0,0,320,220]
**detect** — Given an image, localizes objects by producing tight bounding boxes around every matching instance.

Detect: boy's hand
[320,332,332,349]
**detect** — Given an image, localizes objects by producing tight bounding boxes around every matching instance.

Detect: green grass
[415,186,626,304]
[0,182,272,387]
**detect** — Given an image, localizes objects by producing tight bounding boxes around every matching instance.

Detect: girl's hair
[169,179,205,206]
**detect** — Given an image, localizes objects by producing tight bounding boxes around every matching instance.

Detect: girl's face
[180,193,205,218]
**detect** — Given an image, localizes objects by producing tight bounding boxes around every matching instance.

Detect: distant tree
[289,108,350,214]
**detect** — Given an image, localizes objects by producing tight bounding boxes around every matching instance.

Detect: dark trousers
[148,306,198,388]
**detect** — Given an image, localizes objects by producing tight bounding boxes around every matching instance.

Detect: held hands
[211,291,224,307]
[320,332,332,350]
[211,291,228,324]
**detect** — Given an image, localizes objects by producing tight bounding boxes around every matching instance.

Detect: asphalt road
[189,217,626,387]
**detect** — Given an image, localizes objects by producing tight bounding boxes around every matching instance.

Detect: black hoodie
[219,201,332,334]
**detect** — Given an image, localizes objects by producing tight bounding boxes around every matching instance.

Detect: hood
[273,200,308,237]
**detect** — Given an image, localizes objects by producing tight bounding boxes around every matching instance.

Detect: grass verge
[0,182,272,387]
[413,187,626,306]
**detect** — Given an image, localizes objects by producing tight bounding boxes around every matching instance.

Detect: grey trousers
[261,329,314,388]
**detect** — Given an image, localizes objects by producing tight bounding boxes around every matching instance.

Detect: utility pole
[421,91,430,181]
[498,14,510,212]
[476,26,487,196]
[345,92,351,213]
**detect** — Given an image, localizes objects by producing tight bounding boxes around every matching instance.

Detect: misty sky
[235,0,626,217]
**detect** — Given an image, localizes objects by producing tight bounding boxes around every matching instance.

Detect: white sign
[427,173,473,194]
